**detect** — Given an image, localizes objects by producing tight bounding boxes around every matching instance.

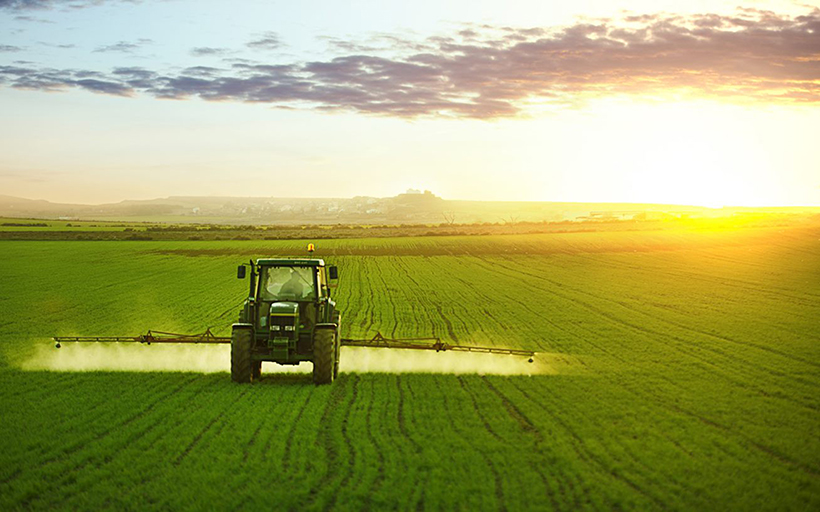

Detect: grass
[0,220,818,510]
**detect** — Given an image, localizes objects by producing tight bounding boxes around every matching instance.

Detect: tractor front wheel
[231,327,253,383]
[313,328,336,385]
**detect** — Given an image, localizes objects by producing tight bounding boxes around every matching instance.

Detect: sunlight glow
[527,98,807,207]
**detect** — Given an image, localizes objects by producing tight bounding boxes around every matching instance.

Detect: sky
[1,0,819,207]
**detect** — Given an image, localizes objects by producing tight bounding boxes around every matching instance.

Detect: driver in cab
[279,270,305,298]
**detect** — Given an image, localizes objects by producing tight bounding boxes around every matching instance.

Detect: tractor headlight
[270,325,280,331]
[284,325,295,331]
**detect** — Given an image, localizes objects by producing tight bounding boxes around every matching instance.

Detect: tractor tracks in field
[457,377,503,442]
[278,386,317,470]
[499,255,820,373]
[436,377,504,511]
[10,372,80,400]
[478,256,820,405]
[12,376,170,473]
[434,303,459,342]
[508,376,694,505]
[0,468,22,489]
[459,376,562,511]
[172,387,253,466]
[374,258,397,338]
[227,384,315,512]
[479,377,574,510]
[397,376,426,511]
[241,384,297,465]
[63,383,221,504]
[572,251,820,306]
[329,375,360,508]
[662,397,820,479]
[302,375,360,510]
[112,385,262,509]
[392,258,441,340]
[15,376,206,508]
[361,378,386,504]
[562,270,820,373]
[373,259,401,339]
[20,375,199,479]
[43,374,171,431]
[496,377,669,510]
[395,375,423,453]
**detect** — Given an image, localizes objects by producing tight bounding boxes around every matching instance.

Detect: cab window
[260,266,316,301]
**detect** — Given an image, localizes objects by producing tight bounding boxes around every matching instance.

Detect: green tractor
[52,245,536,385]
[233,256,341,384]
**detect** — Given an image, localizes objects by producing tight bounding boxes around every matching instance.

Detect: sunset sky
[1,0,819,207]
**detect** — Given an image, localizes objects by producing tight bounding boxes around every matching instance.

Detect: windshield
[259,266,316,301]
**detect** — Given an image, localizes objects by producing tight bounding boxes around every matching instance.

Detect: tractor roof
[256,258,325,267]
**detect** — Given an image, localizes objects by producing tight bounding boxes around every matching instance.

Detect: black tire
[231,327,253,383]
[313,328,335,385]
[252,361,262,381]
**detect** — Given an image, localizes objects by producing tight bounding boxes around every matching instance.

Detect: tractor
[53,244,535,385]
[233,255,341,384]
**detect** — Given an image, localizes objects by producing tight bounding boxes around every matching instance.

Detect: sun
[586,98,780,207]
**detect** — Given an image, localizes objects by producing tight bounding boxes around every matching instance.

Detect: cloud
[190,46,231,57]
[0,0,53,8]
[2,9,819,118]
[13,14,54,22]
[38,41,76,48]
[93,38,152,53]
[0,0,139,10]
[0,45,24,52]
[247,31,282,50]
[0,64,132,94]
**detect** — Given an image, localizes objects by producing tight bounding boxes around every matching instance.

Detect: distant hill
[1,193,817,225]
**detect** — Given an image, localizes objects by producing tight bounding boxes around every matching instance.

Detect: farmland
[0,219,819,510]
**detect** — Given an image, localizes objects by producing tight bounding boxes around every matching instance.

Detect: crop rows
[0,223,818,510]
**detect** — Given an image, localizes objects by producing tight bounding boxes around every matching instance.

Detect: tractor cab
[233,256,341,384]
[254,259,330,334]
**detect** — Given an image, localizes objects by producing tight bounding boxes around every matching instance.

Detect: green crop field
[1,221,819,510]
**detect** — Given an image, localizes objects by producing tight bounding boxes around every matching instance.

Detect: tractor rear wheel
[231,327,253,383]
[313,328,335,385]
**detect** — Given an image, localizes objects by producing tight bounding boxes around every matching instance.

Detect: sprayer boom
[53,329,230,348]
[53,329,534,360]
[340,332,535,359]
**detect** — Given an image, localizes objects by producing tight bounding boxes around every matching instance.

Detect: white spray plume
[22,342,558,376]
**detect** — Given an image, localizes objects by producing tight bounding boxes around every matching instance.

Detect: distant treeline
[0,220,653,242]
[1,213,814,242]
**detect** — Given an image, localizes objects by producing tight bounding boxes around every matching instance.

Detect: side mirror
[237,265,246,279]
[328,266,338,280]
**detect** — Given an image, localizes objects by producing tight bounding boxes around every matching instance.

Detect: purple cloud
[190,47,231,57]
[2,9,819,118]
[1,0,139,10]
[247,32,282,51]
[93,39,152,53]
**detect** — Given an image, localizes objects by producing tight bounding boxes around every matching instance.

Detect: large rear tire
[231,327,253,383]
[313,328,335,385]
